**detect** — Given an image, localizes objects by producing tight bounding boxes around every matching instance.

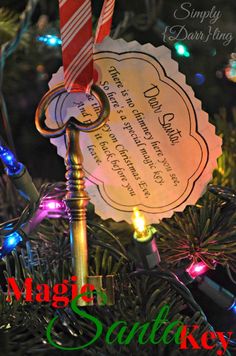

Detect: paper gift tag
[45,37,222,224]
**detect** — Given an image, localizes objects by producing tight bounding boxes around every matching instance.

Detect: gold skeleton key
[35,82,114,306]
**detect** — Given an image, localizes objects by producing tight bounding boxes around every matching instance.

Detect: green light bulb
[174,42,190,58]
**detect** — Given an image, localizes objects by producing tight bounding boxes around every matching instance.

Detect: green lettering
[105,321,151,345]
[174,324,184,345]
[161,321,184,345]
[46,291,106,350]
[106,321,128,344]
[149,305,170,344]
[125,322,151,345]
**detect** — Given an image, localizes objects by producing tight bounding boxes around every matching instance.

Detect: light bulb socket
[9,165,39,203]
[197,276,235,310]
[134,229,161,269]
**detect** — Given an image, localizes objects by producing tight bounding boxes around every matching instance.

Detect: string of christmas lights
[0,172,67,260]
[0,136,39,203]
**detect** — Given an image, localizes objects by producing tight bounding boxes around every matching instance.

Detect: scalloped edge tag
[45,37,222,224]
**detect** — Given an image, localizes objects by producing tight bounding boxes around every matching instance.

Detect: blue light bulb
[2,151,15,165]
[0,231,22,259]
[37,35,62,47]
[48,37,57,45]
[0,146,7,154]
[7,235,19,246]
[0,145,23,175]
[228,300,236,312]
[230,302,236,312]
[194,73,206,86]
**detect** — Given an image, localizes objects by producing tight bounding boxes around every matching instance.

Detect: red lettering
[216,332,233,356]
[35,284,50,302]
[6,277,32,302]
[52,283,69,308]
[80,284,95,302]
[201,331,216,350]
[180,325,200,350]
[70,276,78,300]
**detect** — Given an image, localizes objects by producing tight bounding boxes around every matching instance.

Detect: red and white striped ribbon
[59,0,93,92]
[59,0,115,93]
[95,0,115,44]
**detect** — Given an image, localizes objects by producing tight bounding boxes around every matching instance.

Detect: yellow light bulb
[132,207,147,235]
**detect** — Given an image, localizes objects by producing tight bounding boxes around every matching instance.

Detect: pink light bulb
[186,261,209,279]
[195,265,204,272]
[42,200,65,211]
[39,199,67,218]
[47,202,57,210]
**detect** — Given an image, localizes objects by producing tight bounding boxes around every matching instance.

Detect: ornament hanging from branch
[35,0,116,306]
